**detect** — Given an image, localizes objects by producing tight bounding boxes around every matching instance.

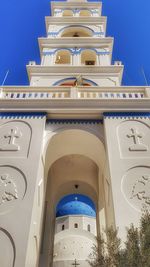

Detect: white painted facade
[55,215,96,235]
[0,0,150,267]
[53,215,96,266]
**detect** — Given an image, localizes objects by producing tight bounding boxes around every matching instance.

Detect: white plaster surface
[104,116,150,241]
[0,115,46,267]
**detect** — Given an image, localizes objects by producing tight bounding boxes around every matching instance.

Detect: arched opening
[53,193,97,266]
[39,129,112,267]
[81,49,97,65]
[53,77,98,87]
[61,26,93,37]
[62,9,74,17]
[79,9,92,17]
[55,50,71,65]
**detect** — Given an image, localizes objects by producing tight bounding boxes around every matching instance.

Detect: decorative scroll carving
[127,128,148,151]
[122,167,150,211]
[0,174,18,206]
[0,166,27,214]
[130,175,150,205]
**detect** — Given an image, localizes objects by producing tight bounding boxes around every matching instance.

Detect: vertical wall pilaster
[104,112,150,240]
[0,113,46,267]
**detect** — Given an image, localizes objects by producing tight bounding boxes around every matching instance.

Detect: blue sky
[0,0,150,86]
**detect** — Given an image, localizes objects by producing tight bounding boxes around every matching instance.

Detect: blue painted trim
[0,112,47,117]
[42,49,109,56]
[94,32,104,35]
[47,119,103,124]
[73,48,110,55]
[43,48,73,56]
[104,112,150,117]
[53,77,98,86]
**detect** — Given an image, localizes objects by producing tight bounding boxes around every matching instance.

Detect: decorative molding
[121,166,150,211]
[42,48,110,56]
[104,112,150,119]
[127,128,148,152]
[0,166,27,214]
[0,174,18,205]
[0,121,32,158]
[0,127,22,152]
[117,120,150,158]
[131,175,150,206]
[52,77,98,86]
[0,112,46,119]
[46,119,103,125]
[0,228,16,267]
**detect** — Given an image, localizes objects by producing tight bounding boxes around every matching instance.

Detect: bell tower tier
[27,0,123,88]
[0,1,150,267]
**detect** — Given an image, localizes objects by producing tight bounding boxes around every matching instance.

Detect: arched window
[79,9,91,17]
[61,26,93,37]
[87,224,91,232]
[74,223,78,229]
[62,10,74,17]
[55,50,71,65]
[62,224,65,231]
[81,49,97,65]
[53,77,98,87]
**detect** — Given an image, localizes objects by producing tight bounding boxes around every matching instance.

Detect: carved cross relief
[127,128,148,152]
[0,127,22,151]
[130,175,150,206]
[0,174,18,205]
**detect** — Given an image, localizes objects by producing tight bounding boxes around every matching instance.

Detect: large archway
[39,129,113,267]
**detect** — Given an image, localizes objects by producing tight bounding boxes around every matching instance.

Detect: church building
[0,0,150,266]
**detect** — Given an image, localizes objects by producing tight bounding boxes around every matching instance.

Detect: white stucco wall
[55,215,96,235]
[53,229,96,267]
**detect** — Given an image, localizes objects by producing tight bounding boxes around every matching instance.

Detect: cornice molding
[26,65,124,82]
[0,112,46,119]
[45,16,107,32]
[46,118,103,124]
[104,112,150,120]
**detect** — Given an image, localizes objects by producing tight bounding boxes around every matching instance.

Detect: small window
[62,224,65,231]
[74,223,78,228]
[87,224,91,232]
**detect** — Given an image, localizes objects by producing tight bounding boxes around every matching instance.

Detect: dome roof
[56,194,96,218]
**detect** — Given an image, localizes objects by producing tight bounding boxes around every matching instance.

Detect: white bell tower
[0,1,150,267]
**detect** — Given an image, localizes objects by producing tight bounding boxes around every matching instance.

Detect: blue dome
[56,194,96,218]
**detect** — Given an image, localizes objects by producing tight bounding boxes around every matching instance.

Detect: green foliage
[140,210,150,266]
[88,210,150,267]
[88,235,106,267]
[105,227,121,267]
[124,224,141,267]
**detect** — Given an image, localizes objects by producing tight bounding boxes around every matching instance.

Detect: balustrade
[0,87,147,100]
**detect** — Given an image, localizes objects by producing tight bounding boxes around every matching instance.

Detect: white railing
[0,86,149,100]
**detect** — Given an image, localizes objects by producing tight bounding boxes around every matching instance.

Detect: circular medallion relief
[121,166,150,212]
[0,166,27,215]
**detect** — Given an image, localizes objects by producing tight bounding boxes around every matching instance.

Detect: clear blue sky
[0,0,150,86]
